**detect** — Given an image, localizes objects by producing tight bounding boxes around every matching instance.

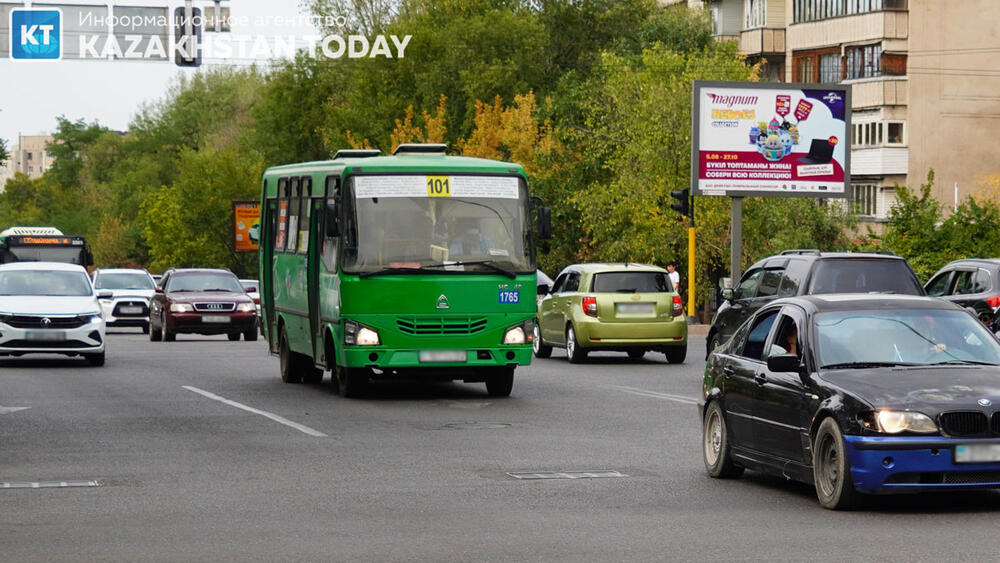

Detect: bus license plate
[120,307,143,314]
[419,350,466,363]
[201,315,230,323]
[955,444,1000,463]
[499,290,520,304]
[25,331,66,341]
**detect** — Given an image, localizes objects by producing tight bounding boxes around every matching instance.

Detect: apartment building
[0,134,55,190]
[686,0,1000,229]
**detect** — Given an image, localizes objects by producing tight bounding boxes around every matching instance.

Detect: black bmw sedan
[701,294,1000,509]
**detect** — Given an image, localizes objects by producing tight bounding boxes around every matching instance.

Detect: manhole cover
[507,470,627,480]
[1,480,102,489]
[443,422,510,430]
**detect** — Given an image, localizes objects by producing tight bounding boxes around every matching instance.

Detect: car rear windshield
[590,271,671,293]
[808,259,923,295]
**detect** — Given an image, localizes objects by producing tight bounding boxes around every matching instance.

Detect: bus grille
[397,316,488,336]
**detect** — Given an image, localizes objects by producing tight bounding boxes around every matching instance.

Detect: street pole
[687,192,696,322]
[185,0,193,60]
[730,197,743,285]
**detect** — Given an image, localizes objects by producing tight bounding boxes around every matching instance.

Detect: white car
[92,268,157,333]
[0,262,108,366]
[239,279,261,315]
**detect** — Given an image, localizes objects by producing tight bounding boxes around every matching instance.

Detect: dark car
[701,293,1000,509]
[925,258,1000,332]
[706,250,925,358]
[149,268,258,342]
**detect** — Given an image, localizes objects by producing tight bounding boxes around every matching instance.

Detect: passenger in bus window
[449,218,493,256]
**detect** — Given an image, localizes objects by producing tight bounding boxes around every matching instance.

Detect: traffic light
[670,188,690,217]
[174,6,202,67]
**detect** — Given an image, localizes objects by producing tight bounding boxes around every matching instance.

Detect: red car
[149,268,258,342]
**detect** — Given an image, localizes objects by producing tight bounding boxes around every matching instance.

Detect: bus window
[286,177,300,252]
[322,175,339,272]
[298,176,311,254]
[275,178,288,250]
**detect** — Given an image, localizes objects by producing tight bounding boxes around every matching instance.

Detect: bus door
[309,195,323,364]
[262,196,279,353]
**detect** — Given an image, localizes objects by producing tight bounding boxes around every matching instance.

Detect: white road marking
[606,385,699,405]
[182,386,327,437]
[0,406,30,415]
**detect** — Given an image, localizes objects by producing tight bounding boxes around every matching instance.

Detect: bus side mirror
[537,206,552,240]
[325,200,340,237]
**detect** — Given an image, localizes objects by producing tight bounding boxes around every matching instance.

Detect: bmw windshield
[341,175,533,275]
[816,309,1000,368]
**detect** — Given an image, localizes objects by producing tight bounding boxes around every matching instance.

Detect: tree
[0,137,8,168]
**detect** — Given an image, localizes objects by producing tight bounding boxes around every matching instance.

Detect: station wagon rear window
[590,272,671,293]
[808,259,922,295]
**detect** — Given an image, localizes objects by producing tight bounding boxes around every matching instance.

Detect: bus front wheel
[485,366,514,398]
[336,365,368,398]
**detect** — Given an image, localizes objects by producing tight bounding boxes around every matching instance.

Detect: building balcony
[740,28,786,55]
[848,77,907,109]
[851,147,908,176]
[788,10,908,51]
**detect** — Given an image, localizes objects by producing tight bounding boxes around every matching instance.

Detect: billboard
[233,200,260,252]
[691,81,851,198]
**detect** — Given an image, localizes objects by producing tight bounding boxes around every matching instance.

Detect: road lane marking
[606,385,699,405]
[1,480,100,489]
[182,386,328,437]
[0,406,30,415]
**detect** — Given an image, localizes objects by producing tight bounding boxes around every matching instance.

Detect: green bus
[259,144,551,398]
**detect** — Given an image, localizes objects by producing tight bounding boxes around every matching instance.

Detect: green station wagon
[533,263,688,363]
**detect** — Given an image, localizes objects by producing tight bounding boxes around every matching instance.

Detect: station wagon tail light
[672,295,683,316]
[988,296,1000,309]
[582,296,598,317]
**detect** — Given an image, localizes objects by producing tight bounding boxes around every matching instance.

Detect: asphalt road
[3,328,1000,562]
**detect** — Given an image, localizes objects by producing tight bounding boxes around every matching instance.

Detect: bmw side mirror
[721,288,734,301]
[767,354,801,373]
[97,290,113,300]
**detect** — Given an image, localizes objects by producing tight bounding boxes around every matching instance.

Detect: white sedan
[0,262,109,366]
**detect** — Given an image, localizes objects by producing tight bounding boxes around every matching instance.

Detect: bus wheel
[302,365,324,385]
[486,366,515,398]
[279,328,303,384]
[336,366,368,398]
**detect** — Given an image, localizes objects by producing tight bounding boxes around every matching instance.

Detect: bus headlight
[170,303,194,313]
[345,320,380,346]
[503,320,534,345]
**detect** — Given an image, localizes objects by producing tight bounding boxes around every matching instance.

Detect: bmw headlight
[502,319,534,345]
[873,410,938,434]
[237,303,256,313]
[170,303,194,313]
[345,320,380,346]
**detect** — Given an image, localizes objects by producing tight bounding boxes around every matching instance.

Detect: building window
[796,57,815,82]
[820,53,841,82]
[853,184,877,217]
[745,0,766,29]
[794,0,890,23]
[845,44,882,79]
[26,152,33,161]
[887,122,904,144]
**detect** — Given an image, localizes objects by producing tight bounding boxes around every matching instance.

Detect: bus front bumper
[342,346,532,370]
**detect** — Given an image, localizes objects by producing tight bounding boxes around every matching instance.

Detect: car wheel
[149,319,162,342]
[163,327,176,342]
[703,401,743,478]
[665,345,687,364]
[336,365,368,398]
[706,332,722,360]
[485,366,515,397]
[279,328,303,384]
[813,417,861,510]
[565,325,587,364]
[243,327,258,341]
[532,323,552,358]
[141,323,150,335]
[627,349,645,361]
[84,352,105,367]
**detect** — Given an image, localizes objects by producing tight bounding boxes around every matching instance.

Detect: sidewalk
[688,323,709,336]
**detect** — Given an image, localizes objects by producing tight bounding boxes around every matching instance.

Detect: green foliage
[0,138,8,167]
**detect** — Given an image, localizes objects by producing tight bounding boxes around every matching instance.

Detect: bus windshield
[341,175,533,274]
